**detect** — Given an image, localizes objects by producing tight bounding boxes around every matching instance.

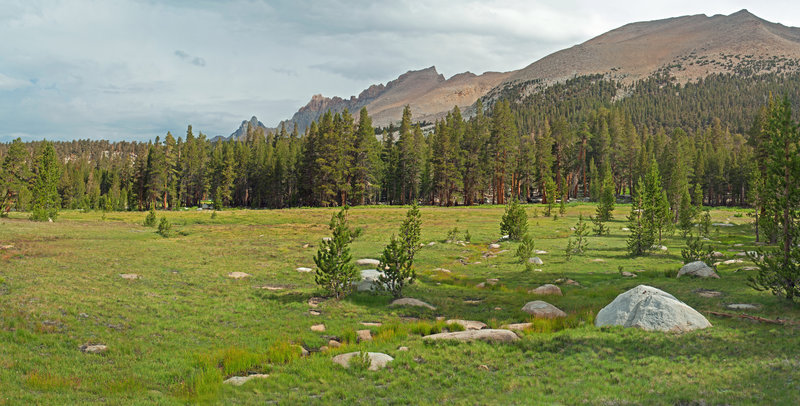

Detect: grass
[0,204,799,404]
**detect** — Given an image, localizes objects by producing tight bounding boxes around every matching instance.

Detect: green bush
[157,216,172,238]
[143,208,157,227]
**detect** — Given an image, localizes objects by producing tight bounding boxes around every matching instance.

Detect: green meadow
[1,204,798,405]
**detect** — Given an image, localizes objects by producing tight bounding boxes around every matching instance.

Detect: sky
[1,0,799,142]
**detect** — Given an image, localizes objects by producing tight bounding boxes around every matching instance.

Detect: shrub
[157,216,172,238]
[143,208,157,227]
[500,199,528,241]
[314,207,359,299]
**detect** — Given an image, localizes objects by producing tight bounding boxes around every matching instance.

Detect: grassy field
[1,204,799,405]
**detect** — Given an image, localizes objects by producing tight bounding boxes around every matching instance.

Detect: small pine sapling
[157,216,172,238]
[314,207,359,299]
[500,199,528,241]
[144,207,157,227]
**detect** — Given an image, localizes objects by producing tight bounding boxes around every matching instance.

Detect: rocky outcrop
[595,285,711,332]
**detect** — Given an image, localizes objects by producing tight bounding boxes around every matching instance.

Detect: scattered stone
[296,267,313,273]
[433,268,451,273]
[328,339,341,348]
[734,243,744,247]
[528,257,544,265]
[302,243,310,249]
[322,237,331,242]
[595,285,711,332]
[712,223,735,227]
[529,284,562,296]
[258,285,284,291]
[310,324,326,332]
[590,258,605,263]
[711,251,724,258]
[357,329,372,342]
[319,345,329,352]
[735,252,748,257]
[223,374,269,386]
[659,246,668,251]
[309,310,321,316]
[355,269,388,292]
[119,273,140,280]
[78,313,89,318]
[488,243,501,249]
[478,364,490,371]
[677,261,720,279]
[722,259,743,265]
[446,319,487,330]
[361,322,382,327]
[739,266,759,271]
[475,282,486,289]
[423,329,519,343]
[522,301,567,318]
[300,347,309,356]
[463,299,482,304]
[356,258,381,267]
[332,352,394,371]
[227,272,251,279]
[80,344,108,354]
[533,268,543,272]
[486,278,499,285]
[428,241,436,246]
[555,278,581,286]
[534,250,548,255]
[694,289,723,298]
[503,322,532,331]
[726,303,759,310]
[397,346,409,352]
[621,271,637,278]
[390,298,436,310]
[494,307,502,311]
[0,244,13,250]
[308,297,325,307]
[482,251,497,259]
[500,235,510,240]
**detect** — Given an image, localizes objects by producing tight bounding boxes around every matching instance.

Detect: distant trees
[30,141,61,221]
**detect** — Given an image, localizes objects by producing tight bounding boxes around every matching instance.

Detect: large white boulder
[677,261,719,279]
[355,269,387,291]
[595,285,711,332]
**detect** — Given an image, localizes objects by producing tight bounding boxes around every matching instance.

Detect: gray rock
[621,271,637,278]
[355,269,388,291]
[119,273,140,280]
[595,285,711,332]
[712,223,735,227]
[356,329,372,342]
[310,324,325,332]
[529,284,562,296]
[521,301,567,318]
[726,303,759,310]
[390,298,436,310]
[356,258,381,267]
[445,319,487,330]
[223,374,269,386]
[488,243,501,249]
[227,272,251,279]
[528,257,544,265]
[80,344,108,354]
[534,250,548,255]
[678,261,719,279]
[502,322,532,331]
[332,352,393,371]
[423,329,519,343]
[296,267,313,273]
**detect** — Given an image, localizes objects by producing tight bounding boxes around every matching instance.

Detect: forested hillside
[1,72,798,214]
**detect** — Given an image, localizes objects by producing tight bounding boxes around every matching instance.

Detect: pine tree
[314,207,359,299]
[642,159,672,244]
[627,178,654,256]
[30,141,61,221]
[0,138,32,216]
[748,96,800,302]
[378,204,422,298]
[595,161,615,221]
[500,199,528,241]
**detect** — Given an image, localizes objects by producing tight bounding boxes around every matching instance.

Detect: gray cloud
[1,0,799,141]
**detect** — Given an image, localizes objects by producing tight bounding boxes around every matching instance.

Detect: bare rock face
[445,319,487,330]
[423,329,519,343]
[595,285,712,332]
[529,284,562,296]
[390,298,435,310]
[521,301,567,318]
[678,261,719,279]
[332,352,393,371]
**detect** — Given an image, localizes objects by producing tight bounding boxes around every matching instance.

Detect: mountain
[213,116,271,142]
[489,9,800,99]
[278,67,510,131]
[264,10,800,134]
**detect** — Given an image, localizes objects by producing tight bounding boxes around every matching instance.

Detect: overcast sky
[1,0,799,142]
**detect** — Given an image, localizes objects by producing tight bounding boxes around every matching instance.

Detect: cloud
[0,72,31,91]
[174,50,206,67]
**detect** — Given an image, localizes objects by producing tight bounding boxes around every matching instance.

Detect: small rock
[319,345,329,352]
[357,329,372,342]
[427,241,436,246]
[590,258,605,263]
[78,313,89,318]
[300,347,309,356]
[486,278,499,285]
[119,273,140,280]
[735,252,747,257]
[503,322,532,331]
[80,344,108,354]
[397,346,409,352]
[227,272,251,279]
[355,269,388,292]
[302,243,310,248]
[356,258,381,267]
[712,223,735,227]
[534,250,548,255]
[711,251,724,258]
[223,374,269,386]
[258,285,284,291]
[533,268,543,272]
[740,266,759,271]
[310,324,326,332]
[555,278,581,286]
[446,319,487,330]
[332,352,394,371]
[309,310,321,316]
[478,364,490,371]
[475,282,486,289]
[734,243,744,247]
[528,257,544,265]
[621,227,630,232]
[296,267,313,273]
[621,271,637,278]
[308,297,325,307]
[433,268,451,273]
[694,289,723,298]
[722,259,743,265]
[522,301,567,318]
[328,339,341,348]
[677,261,719,279]
[390,298,436,310]
[488,243,501,249]
[463,299,482,304]
[529,284,562,296]
[0,244,14,250]
[424,329,519,343]
[494,307,502,311]
[726,303,759,310]
[361,322,382,327]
